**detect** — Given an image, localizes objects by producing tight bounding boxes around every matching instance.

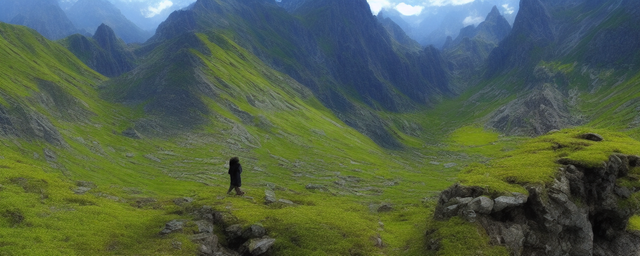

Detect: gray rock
[443,204,460,217]
[278,199,294,205]
[125,153,134,158]
[239,237,276,256]
[467,197,494,215]
[192,233,218,255]
[73,186,91,194]
[144,154,161,162]
[456,197,474,205]
[173,197,194,206]
[463,210,477,222]
[122,128,141,139]
[493,195,528,212]
[264,189,277,204]
[160,220,186,235]
[377,203,393,213]
[629,155,640,167]
[242,224,266,240]
[43,148,57,162]
[614,186,632,199]
[444,163,458,168]
[579,133,604,142]
[225,224,243,240]
[195,220,214,234]
[76,181,97,189]
[305,184,326,191]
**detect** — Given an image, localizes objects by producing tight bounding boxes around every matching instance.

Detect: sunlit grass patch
[450,126,499,147]
[458,128,640,195]
[428,217,509,256]
[629,215,640,231]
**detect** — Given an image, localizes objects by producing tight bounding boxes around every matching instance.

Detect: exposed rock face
[486,85,582,136]
[444,6,511,80]
[432,154,640,256]
[164,206,275,256]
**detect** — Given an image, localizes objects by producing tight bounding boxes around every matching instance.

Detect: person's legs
[227,185,235,194]
[234,186,244,195]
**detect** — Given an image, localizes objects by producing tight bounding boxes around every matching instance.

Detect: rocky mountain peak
[485,5,502,21]
[93,23,120,51]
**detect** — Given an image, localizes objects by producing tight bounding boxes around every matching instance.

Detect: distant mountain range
[378,0,519,48]
[65,0,152,43]
[1,0,150,43]
[0,0,77,40]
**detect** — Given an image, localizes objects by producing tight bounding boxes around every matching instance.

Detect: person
[227,157,245,195]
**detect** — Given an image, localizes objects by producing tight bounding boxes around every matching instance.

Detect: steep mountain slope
[443,6,512,80]
[60,24,136,77]
[377,14,422,52]
[451,0,640,136]
[0,0,77,40]
[136,0,452,148]
[65,0,152,43]
[0,19,460,256]
[0,22,103,145]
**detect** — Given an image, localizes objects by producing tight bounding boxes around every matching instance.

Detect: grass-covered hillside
[0,21,487,255]
[2,0,640,254]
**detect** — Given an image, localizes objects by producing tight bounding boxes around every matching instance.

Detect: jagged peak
[485,5,502,21]
[93,23,119,50]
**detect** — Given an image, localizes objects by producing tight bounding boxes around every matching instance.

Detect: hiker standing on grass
[227,157,245,195]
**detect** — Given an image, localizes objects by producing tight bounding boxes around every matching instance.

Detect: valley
[1,0,640,255]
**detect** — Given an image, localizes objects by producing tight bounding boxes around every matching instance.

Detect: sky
[367,0,516,16]
[60,0,514,19]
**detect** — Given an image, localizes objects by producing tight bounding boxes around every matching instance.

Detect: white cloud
[395,3,424,16]
[368,0,392,14]
[142,0,174,18]
[462,15,483,26]
[425,0,476,7]
[502,4,515,15]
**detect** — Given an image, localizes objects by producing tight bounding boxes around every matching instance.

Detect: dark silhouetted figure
[227,157,244,195]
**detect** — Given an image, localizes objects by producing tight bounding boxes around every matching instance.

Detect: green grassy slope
[0,21,467,255]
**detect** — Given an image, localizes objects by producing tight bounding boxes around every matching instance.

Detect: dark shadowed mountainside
[60,24,136,77]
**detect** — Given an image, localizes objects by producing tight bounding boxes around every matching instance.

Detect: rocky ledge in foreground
[160,205,275,256]
[432,154,640,256]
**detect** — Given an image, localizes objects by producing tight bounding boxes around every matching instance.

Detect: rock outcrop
[432,154,640,256]
[160,205,276,256]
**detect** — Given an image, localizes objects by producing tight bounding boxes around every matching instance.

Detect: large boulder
[159,220,187,235]
[242,224,266,240]
[238,237,276,256]
[493,193,528,212]
[467,197,494,215]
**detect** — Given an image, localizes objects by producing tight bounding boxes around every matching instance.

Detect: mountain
[0,22,103,145]
[378,0,519,48]
[131,0,452,148]
[443,6,511,79]
[65,0,152,44]
[60,24,136,77]
[445,6,511,50]
[473,0,640,136]
[377,13,422,52]
[0,0,77,40]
